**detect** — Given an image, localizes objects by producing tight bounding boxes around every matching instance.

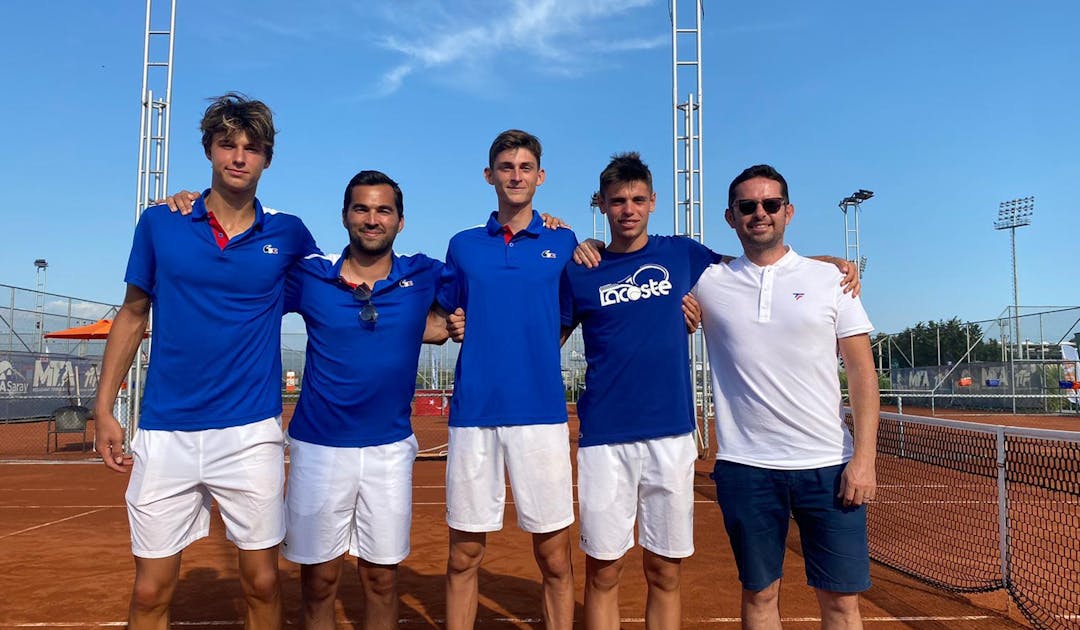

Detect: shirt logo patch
[262,244,279,255]
[399,279,414,288]
[793,293,805,301]
[541,249,558,259]
[599,264,673,307]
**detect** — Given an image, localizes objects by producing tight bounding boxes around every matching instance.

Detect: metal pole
[1011,228,1022,360]
[996,427,1010,589]
[670,0,679,233]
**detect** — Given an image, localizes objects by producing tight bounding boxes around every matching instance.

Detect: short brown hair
[728,164,789,207]
[200,93,277,164]
[599,151,652,199]
[488,129,542,169]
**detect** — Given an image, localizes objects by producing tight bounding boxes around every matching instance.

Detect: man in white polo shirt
[693,164,879,630]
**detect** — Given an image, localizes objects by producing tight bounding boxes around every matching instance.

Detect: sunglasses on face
[353,283,378,324]
[732,198,787,216]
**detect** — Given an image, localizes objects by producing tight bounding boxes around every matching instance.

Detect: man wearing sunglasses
[693,164,879,629]
[279,169,454,630]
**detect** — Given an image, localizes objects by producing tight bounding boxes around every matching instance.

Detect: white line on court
[0,614,1001,627]
[0,505,122,509]
[0,507,108,540]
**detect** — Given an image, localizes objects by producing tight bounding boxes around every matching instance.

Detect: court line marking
[0,508,108,540]
[0,505,123,509]
[0,614,1002,627]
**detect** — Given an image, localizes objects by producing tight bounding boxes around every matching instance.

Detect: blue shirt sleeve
[435,244,462,312]
[284,261,303,315]
[123,207,157,296]
[559,267,575,329]
[293,218,320,260]
[685,238,724,285]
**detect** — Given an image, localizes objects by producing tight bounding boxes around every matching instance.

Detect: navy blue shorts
[712,460,870,593]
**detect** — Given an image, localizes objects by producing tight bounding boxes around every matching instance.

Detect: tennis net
[849,410,1080,629]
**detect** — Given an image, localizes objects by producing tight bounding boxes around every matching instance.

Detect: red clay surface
[0,405,1049,628]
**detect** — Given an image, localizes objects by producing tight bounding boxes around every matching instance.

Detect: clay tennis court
[0,405,1061,628]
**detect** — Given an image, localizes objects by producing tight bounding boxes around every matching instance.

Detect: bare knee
[131,575,175,614]
[360,562,399,602]
[532,529,573,580]
[586,556,623,593]
[302,564,341,605]
[642,554,681,593]
[130,555,181,615]
[743,580,781,608]
[816,589,861,617]
[237,546,282,603]
[244,566,280,602]
[447,534,486,576]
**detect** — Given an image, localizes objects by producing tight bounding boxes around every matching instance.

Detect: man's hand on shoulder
[810,255,861,297]
[157,190,201,216]
[540,213,571,230]
[572,238,605,268]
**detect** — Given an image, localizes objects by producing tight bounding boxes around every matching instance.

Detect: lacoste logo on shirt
[399,279,414,288]
[541,249,558,259]
[793,293,805,301]
[262,244,279,255]
[599,264,673,307]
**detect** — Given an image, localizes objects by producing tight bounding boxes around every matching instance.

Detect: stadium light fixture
[994,196,1035,359]
[839,189,874,275]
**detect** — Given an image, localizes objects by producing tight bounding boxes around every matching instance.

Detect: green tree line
[873,317,1003,368]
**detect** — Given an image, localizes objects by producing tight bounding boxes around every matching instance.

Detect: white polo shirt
[693,248,873,469]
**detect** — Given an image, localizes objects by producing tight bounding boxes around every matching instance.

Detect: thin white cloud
[372,0,663,95]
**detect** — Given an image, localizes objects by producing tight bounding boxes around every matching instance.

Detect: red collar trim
[207,212,229,250]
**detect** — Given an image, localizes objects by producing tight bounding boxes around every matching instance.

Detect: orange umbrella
[44,319,148,340]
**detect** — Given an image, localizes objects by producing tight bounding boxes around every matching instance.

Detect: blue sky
[1,1,1076,335]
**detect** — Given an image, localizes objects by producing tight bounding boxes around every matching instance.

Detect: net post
[995,426,1009,591]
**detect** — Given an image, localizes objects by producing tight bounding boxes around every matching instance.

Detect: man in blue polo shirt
[94,93,316,630]
[281,169,450,630]
[561,152,721,629]
[437,129,578,630]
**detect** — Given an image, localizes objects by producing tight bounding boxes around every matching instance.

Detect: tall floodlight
[33,259,48,353]
[671,0,709,456]
[839,189,874,275]
[994,196,1035,359]
[131,0,177,437]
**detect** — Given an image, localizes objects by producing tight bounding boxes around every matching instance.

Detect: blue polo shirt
[124,196,317,430]
[560,235,721,447]
[437,211,577,427]
[284,248,446,447]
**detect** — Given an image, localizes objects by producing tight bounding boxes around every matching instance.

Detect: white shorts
[125,417,286,558]
[283,434,417,565]
[446,423,574,534]
[577,432,697,561]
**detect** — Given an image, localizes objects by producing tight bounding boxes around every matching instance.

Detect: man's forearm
[95,301,149,415]
[423,305,450,345]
